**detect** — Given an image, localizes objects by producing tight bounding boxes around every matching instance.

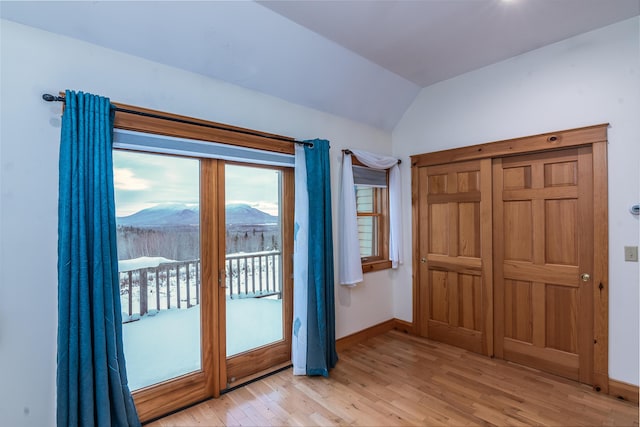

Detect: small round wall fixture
[630,204,640,216]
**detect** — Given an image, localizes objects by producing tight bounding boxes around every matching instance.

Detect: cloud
[114,168,151,191]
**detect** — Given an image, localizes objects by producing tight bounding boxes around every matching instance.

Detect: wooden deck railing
[225,250,282,299]
[119,250,282,320]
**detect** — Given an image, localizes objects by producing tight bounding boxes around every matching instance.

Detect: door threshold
[223,361,292,393]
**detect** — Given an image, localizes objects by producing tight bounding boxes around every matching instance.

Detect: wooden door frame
[109,101,298,422]
[411,123,609,392]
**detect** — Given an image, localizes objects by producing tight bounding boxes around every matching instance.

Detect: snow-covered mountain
[225,203,277,225]
[117,204,198,227]
[117,203,277,227]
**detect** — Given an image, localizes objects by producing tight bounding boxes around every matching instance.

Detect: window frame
[352,157,392,273]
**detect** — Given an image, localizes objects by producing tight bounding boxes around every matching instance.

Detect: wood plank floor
[148,330,638,426]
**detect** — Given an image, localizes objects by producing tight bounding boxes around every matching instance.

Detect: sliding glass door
[107,99,297,423]
[114,151,202,390]
[113,151,293,420]
[113,151,223,422]
[222,164,293,387]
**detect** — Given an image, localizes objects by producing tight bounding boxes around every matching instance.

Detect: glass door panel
[224,164,283,357]
[113,151,201,390]
[223,163,293,386]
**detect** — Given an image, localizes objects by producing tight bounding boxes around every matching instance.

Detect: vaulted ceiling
[2,1,638,131]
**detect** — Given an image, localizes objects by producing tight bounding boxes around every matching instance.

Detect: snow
[122,305,200,390]
[225,298,283,356]
[118,256,176,272]
[122,298,283,390]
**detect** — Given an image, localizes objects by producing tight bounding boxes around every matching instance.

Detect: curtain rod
[42,94,313,147]
[343,149,401,164]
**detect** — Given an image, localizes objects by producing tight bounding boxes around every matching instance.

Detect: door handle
[420,257,426,264]
[219,269,227,288]
[580,273,590,282]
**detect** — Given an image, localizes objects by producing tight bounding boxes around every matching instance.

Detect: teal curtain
[304,139,338,376]
[57,90,140,426]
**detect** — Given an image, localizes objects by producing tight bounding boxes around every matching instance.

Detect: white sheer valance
[339,149,403,286]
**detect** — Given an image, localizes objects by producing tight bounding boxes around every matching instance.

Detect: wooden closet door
[493,147,594,383]
[417,159,492,355]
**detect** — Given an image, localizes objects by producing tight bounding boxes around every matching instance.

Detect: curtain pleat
[387,164,403,268]
[57,90,140,427]
[292,145,309,375]
[338,152,363,286]
[303,139,338,376]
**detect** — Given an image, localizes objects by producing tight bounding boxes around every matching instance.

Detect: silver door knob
[580,273,590,282]
[420,257,426,264]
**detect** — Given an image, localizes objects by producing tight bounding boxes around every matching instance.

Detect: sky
[113,150,280,217]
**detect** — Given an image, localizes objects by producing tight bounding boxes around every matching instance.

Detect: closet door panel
[494,148,594,383]
[416,159,492,355]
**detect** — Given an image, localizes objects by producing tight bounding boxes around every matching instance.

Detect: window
[353,162,391,272]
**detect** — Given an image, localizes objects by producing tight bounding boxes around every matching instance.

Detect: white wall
[0,20,394,427]
[393,17,640,386]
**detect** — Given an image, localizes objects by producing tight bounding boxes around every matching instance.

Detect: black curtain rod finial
[43,93,64,102]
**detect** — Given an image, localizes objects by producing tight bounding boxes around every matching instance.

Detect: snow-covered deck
[122,297,283,391]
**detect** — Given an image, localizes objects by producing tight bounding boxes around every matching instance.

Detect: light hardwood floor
[148,330,638,426]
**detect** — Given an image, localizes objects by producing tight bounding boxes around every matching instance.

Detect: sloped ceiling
[1,1,638,131]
